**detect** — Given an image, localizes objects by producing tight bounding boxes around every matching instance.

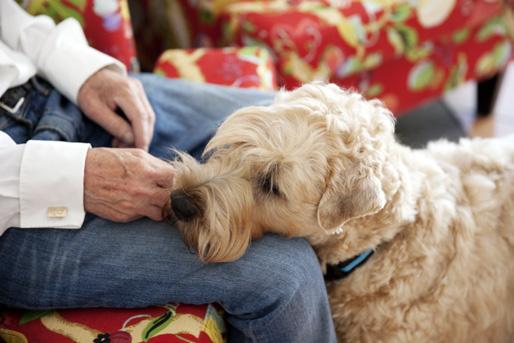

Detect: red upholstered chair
[18,0,140,71]
[170,0,514,114]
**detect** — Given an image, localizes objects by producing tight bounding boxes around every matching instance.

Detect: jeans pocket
[32,91,85,142]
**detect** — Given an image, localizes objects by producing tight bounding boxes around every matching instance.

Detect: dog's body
[169,83,514,342]
[322,137,514,342]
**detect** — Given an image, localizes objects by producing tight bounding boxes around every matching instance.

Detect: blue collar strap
[324,249,374,281]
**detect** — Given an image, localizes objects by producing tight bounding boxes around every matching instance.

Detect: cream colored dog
[167,83,514,342]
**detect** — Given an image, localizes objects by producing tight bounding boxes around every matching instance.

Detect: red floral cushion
[154,47,277,90]
[0,304,225,343]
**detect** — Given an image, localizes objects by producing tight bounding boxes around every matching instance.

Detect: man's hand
[78,68,155,151]
[84,148,174,222]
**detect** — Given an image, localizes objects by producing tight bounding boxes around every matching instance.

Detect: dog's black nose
[170,191,200,221]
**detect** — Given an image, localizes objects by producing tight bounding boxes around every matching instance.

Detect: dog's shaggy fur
[168,83,514,342]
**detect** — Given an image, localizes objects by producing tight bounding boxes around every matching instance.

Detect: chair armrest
[154,47,277,90]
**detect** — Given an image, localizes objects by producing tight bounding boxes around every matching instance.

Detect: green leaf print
[391,3,412,23]
[405,43,433,62]
[19,310,53,325]
[388,25,418,55]
[408,61,436,91]
[395,24,418,51]
[476,41,512,76]
[452,28,470,44]
[25,1,84,26]
[445,55,467,91]
[142,306,177,342]
[387,27,405,55]
[476,17,506,42]
[366,84,384,98]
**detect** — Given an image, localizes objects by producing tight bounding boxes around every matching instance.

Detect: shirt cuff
[38,18,126,104]
[19,140,91,228]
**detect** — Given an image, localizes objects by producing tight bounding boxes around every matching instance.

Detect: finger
[90,101,134,145]
[137,84,156,143]
[133,78,155,121]
[138,92,155,150]
[116,90,151,150]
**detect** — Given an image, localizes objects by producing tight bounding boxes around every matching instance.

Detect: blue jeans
[0,74,336,343]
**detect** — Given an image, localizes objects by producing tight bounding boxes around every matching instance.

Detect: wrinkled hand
[84,148,174,222]
[78,68,155,150]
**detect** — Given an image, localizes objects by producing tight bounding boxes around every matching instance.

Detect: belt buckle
[0,97,25,114]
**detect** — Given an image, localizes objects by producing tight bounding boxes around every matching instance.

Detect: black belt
[0,83,31,115]
[0,77,51,115]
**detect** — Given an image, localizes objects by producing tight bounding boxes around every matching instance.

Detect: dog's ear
[317,160,386,231]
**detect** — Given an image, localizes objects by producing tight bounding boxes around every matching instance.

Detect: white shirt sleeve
[0,132,23,234]
[0,132,91,235]
[0,0,126,104]
[0,1,127,234]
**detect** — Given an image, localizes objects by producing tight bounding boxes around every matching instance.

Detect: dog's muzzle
[170,191,200,221]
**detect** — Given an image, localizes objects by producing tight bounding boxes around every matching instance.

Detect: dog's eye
[260,175,281,196]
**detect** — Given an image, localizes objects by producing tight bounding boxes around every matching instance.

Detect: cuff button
[48,207,68,218]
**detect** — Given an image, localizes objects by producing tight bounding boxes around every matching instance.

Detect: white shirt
[0,0,125,235]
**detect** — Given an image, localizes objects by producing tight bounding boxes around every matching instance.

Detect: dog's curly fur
[169,83,514,342]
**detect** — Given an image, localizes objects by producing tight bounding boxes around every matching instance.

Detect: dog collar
[324,249,374,281]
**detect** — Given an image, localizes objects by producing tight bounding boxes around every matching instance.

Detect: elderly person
[0,1,336,342]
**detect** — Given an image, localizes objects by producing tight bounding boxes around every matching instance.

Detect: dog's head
[168,83,396,262]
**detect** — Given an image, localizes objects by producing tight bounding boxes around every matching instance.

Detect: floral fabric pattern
[175,0,513,113]
[0,304,225,343]
[154,47,277,90]
[18,0,139,71]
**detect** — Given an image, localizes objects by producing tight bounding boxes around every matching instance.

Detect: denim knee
[220,236,325,317]
[220,236,334,342]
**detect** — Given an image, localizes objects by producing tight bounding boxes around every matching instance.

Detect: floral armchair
[170,0,514,114]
